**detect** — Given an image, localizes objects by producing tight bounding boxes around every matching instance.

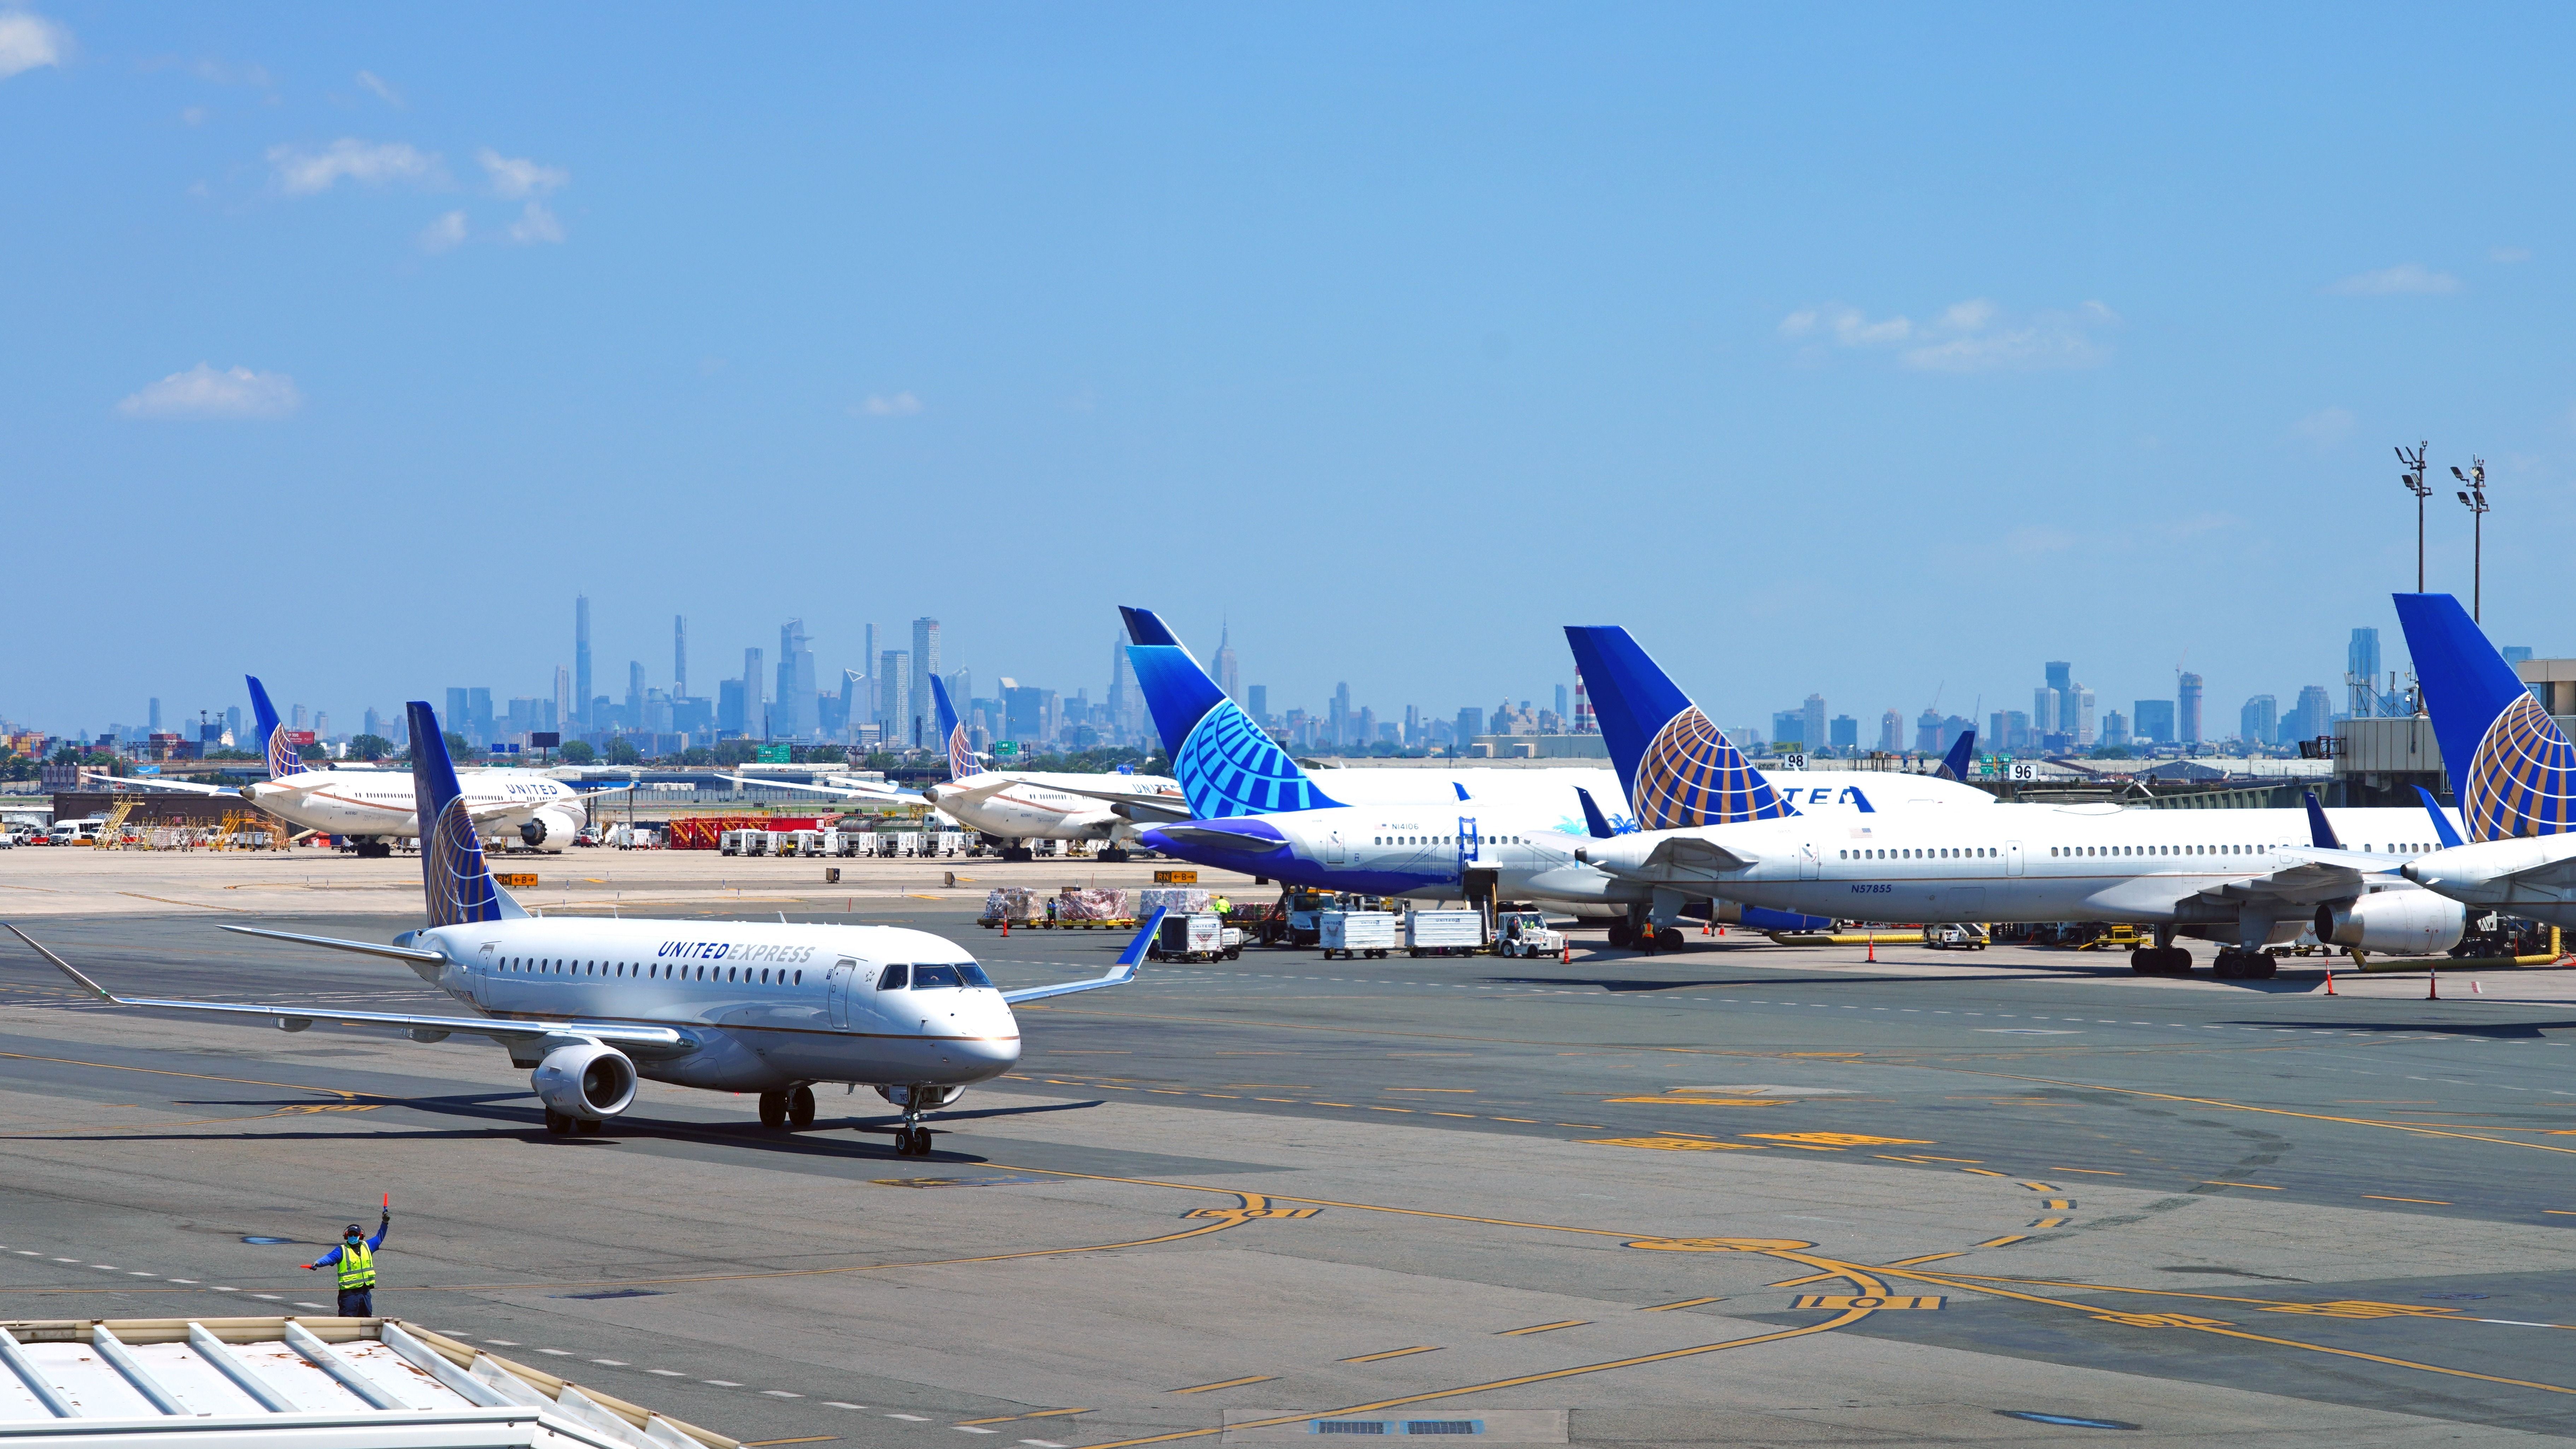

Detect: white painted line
[956,1429,999,1435]
[251,1294,281,1301]
[166,1279,196,1284]
[484,1339,519,1346]
[887,1413,931,1421]
[762,1390,802,1398]
[703,1380,742,1388]
[90,1265,116,1270]
[538,1349,573,1357]
[646,1369,686,1377]
[823,1401,867,1409]
[591,1359,628,1366]
[210,1287,236,1293]
[127,1271,155,1277]
[1021,1439,1068,1447]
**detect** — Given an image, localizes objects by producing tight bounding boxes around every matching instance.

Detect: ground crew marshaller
[305,1207,390,1316]
[1211,894,1232,919]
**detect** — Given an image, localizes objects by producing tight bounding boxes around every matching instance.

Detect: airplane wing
[77,770,241,798]
[2180,856,2392,913]
[7,925,692,1057]
[1585,833,1760,881]
[1002,911,1161,1005]
[716,774,926,803]
[1011,779,1193,822]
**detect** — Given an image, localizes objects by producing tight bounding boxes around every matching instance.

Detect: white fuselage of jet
[247,769,593,851]
[925,772,1186,844]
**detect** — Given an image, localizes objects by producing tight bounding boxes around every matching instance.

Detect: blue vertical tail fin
[1120,606,1340,817]
[1562,626,1795,828]
[247,676,308,779]
[930,675,979,780]
[2302,789,2342,850]
[1938,729,1977,782]
[2415,785,2464,849]
[2393,592,2576,841]
[1574,787,1618,840]
[406,701,520,925]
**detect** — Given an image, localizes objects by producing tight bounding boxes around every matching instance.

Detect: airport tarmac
[6,850,2576,1444]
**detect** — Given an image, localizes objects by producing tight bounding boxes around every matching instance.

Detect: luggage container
[1147,912,1240,962]
[1406,909,1487,958]
[1320,910,1397,960]
[897,831,921,856]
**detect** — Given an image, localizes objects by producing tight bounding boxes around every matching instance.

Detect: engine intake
[532,1043,638,1120]
[2316,889,2466,956]
[519,806,582,851]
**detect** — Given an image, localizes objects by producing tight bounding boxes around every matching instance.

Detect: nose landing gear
[892,1115,933,1156]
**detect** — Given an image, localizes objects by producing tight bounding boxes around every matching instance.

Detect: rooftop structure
[0,1316,730,1448]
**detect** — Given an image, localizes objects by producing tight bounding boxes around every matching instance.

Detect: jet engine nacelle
[531,1043,638,1120]
[2316,890,2466,956]
[518,806,582,851]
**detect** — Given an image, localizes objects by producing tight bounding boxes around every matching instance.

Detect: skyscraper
[1248,684,1268,726]
[2348,628,2381,718]
[575,596,592,728]
[1802,694,1827,753]
[743,647,765,736]
[1915,708,1944,754]
[776,620,817,739]
[1107,637,1138,742]
[841,669,866,741]
[2178,672,2205,744]
[148,698,162,732]
[2074,687,2096,746]
[910,618,939,749]
[2044,661,2073,733]
[2240,693,2278,746]
[627,661,644,720]
[2033,687,2060,742]
[674,616,689,700]
[1215,624,1240,708]
[554,667,572,735]
[2134,699,2176,744]
[877,649,911,743]
[2285,684,2334,745]
[1879,709,1902,752]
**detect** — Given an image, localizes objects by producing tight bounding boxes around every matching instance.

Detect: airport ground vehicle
[44,819,104,845]
[1321,910,1398,960]
[1147,912,1242,962]
[1924,922,1990,950]
[1406,910,1486,958]
[1494,909,1564,957]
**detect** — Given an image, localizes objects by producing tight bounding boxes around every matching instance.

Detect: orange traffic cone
[1002,919,1009,938]
[1560,943,1570,965]
[2324,969,2337,996]
[2427,969,2439,1000]
[2474,980,2484,994]
[1867,935,1876,963]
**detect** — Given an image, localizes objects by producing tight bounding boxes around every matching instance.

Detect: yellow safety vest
[336,1242,376,1290]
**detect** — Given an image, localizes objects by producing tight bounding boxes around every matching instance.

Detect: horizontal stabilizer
[218,924,446,964]
[1001,909,1160,1004]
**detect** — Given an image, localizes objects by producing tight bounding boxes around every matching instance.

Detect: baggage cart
[1320,910,1397,960]
[1406,909,1487,958]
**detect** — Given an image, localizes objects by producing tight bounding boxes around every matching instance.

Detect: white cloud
[858,392,923,417]
[2004,524,2074,556]
[418,210,467,253]
[267,139,441,195]
[479,148,567,198]
[2325,262,2460,296]
[355,69,402,107]
[0,9,70,79]
[2294,406,2356,446]
[116,364,300,420]
[505,200,564,244]
[2492,246,2533,264]
[1780,298,2116,372]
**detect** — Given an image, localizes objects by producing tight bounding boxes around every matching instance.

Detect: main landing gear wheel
[1099,848,1131,863]
[2129,946,2192,975]
[2212,949,2279,980]
[789,1085,816,1129]
[543,1109,573,1135]
[1606,922,1634,949]
[1656,927,1686,951]
[576,1117,603,1134]
[757,1090,789,1129]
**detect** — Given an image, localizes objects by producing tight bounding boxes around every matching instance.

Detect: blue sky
[7,4,2572,741]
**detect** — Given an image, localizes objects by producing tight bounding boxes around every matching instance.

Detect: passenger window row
[496,956,806,986]
[1841,847,1997,860]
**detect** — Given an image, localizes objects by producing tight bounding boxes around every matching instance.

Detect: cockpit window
[877,963,910,991]
[911,964,965,989]
[958,964,993,988]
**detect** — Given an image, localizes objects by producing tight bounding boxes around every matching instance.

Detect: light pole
[2396,442,2431,591]
[2453,456,2488,622]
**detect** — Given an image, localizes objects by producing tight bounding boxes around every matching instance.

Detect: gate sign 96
[2006,761,2039,782]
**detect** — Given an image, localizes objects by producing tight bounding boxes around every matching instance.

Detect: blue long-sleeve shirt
[307,1221,387,1270]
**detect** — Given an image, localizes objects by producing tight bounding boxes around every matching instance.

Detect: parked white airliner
[17,700,1148,1154]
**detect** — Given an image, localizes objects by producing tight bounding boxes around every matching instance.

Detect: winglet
[248,675,309,779]
[931,674,979,781]
[1120,606,1185,649]
[2302,789,2342,850]
[1939,729,1977,782]
[407,702,522,925]
[2415,785,2464,849]
[4,924,117,1002]
[1119,907,1169,968]
[1562,625,1795,829]
[1575,787,1617,840]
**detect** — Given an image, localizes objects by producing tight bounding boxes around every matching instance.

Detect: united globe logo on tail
[2464,693,2576,841]
[1175,702,1337,818]
[423,795,501,926]
[931,675,980,781]
[1633,704,1795,830]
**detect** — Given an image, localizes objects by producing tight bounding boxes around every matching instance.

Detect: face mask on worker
[346,1233,362,1245]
